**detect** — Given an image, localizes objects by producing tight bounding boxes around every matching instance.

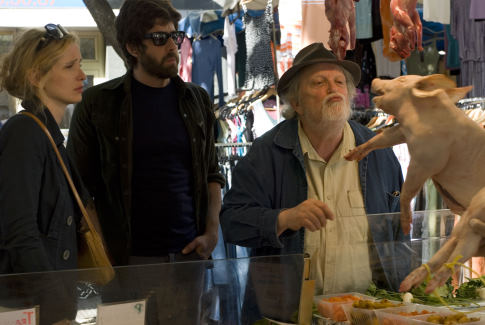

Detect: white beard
[320,93,351,122]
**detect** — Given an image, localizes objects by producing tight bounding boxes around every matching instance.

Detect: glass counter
[0,209,464,325]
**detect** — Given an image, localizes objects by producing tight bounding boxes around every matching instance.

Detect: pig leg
[425,188,485,292]
[344,125,405,161]
[400,159,431,234]
[425,232,482,293]
[400,237,458,292]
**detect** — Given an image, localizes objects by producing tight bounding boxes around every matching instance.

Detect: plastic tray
[314,292,376,322]
[375,304,443,325]
[341,299,404,325]
[412,310,485,324]
[312,313,348,325]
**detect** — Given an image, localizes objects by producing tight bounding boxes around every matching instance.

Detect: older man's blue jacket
[221,118,411,291]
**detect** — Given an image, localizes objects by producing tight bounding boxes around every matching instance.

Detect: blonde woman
[0,24,86,274]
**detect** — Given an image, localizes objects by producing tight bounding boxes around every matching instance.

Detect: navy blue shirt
[131,78,196,256]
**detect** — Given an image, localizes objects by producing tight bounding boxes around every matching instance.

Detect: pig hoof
[399,265,427,292]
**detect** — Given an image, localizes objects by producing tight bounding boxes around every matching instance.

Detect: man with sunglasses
[67,0,224,321]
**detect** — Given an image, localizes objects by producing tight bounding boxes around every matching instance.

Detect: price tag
[0,306,38,325]
[97,299,146,325]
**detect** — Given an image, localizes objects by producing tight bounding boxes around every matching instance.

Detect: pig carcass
[325,0,356,60]
[390,0,423,59]
[344,74,484,292]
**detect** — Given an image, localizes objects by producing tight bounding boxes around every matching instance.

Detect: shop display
[2,1,485,324]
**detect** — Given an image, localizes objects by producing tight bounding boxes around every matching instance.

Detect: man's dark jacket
[221,119,411,291]
[67,73,225,265]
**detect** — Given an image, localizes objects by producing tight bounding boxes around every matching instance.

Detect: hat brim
[277,58,361,97]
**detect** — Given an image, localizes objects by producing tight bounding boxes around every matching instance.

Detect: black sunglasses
[36,24,68,51]
[143,31,185,46]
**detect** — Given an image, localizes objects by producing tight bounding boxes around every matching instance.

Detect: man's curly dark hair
[116,0,181,69]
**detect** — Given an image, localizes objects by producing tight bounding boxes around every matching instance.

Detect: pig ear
[411,88,445,99]
[415,74,456,91]
[444,85,473,103]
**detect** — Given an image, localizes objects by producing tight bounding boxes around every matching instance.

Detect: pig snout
[371,78,386,96]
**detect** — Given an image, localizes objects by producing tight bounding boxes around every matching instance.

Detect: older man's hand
[277,199,335,235]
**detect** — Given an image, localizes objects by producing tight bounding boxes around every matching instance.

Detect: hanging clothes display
[242,0,277,90]
[372,39,402,78]
[223,16,238,96]
[451,0,485,98]
[470,0,485,20]
[423,0,450,24]
[192,36,225,105]
[277,0,302,77]
[179,37,192,82]
[444,25,460,71]
[406,9,443,76]
[301,0,332,48]
[355,0,373,39]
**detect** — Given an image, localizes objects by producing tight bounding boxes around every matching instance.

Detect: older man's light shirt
[298,121,373,294]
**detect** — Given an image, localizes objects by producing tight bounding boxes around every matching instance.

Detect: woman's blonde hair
[0,27,78,113]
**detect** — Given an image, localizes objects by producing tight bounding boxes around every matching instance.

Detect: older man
[220,42,410,295]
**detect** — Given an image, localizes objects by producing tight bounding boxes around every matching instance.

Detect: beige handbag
[21,111,115,285]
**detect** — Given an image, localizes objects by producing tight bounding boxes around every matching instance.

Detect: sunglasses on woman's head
[143,31,185,46]
[36,24,68,51]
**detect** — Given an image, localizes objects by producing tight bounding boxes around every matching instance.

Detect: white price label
[0,306,38,325]
[96,299,146,325]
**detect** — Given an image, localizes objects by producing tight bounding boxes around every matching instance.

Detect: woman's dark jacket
[0,107,81,273]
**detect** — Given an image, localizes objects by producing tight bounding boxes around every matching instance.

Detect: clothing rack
[216,142,253,147]
[217,86,277,119]
[457,97,485,110]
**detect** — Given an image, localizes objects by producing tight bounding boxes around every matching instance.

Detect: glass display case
[0,209,464,325]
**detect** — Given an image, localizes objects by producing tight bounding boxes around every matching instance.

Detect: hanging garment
[235,30,248,89]
[242,0,277,90]
[179,37,192,82]
[353,40,377,89]
[251,99,278,138]
[444,25,460,70]
[192,36,225,105]
[277,0,302,76]
[423,0,450,24]
[451,0,485,97]
[470,0,485,20]
[301,0,332,48]
[355,0,373,39]
[406,11,443,76]
[372,39,402,78]
[223,16,238,96]
[405,42,440,76]
[370,0,383,40]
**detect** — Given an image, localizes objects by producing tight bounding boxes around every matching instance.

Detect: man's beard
[320,93,351,122]
[138,51,179,79]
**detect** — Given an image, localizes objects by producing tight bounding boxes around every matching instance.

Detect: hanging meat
[389,0,423,59]
[324,0,357,60]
